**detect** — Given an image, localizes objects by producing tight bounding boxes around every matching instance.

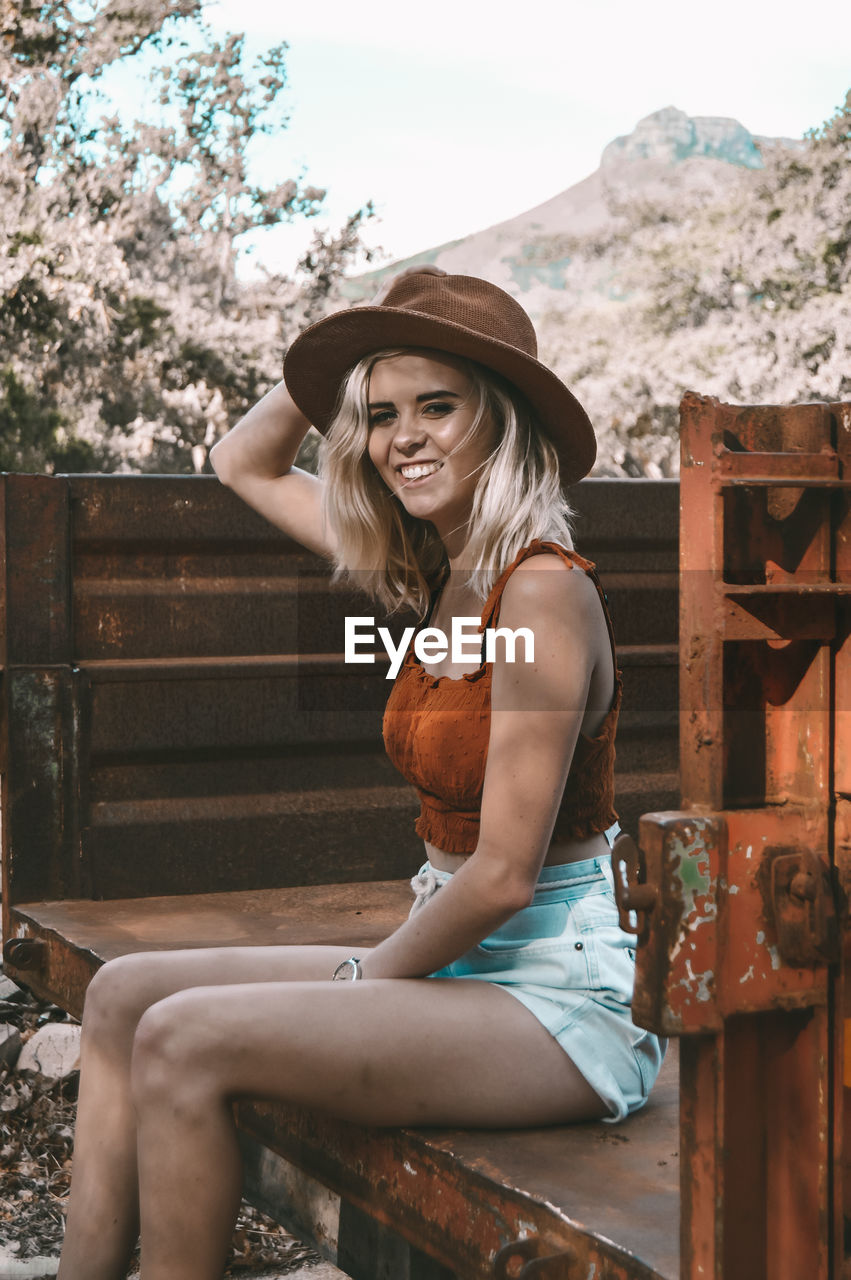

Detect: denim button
[574,941,584,951]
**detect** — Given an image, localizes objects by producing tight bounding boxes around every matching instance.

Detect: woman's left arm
[361,560,605,980]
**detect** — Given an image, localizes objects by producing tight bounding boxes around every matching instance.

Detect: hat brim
[283,306,596,486]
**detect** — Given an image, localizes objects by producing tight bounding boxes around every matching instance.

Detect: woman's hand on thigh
[81,944,371,1060]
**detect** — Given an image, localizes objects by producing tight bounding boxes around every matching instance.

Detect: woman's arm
[361,558,609,979]
[209,380,335,559]
[211,267,449,554]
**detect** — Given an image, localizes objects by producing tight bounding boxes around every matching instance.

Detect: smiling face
[366,350,499,552]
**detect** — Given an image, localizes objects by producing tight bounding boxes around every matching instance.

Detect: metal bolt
[493,1238,578,1278]
[789,871,816,903]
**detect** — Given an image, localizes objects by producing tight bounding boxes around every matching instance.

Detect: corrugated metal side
[571,479,679,835]
[2,474,678,904]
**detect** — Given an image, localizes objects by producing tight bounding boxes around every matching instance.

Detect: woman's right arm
[209,380,335,559]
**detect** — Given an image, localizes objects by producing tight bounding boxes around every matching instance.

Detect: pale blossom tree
[538,91,851,476]
[0,0,375,473]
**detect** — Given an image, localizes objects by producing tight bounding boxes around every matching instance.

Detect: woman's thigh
[132,976,607,1127]
[83,944,369,1036]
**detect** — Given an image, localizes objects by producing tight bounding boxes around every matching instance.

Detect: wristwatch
[331,956,363,981]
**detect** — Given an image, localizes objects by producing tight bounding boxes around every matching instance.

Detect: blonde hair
[318,348,574,616]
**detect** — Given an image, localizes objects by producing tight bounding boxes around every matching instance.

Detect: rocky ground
[0,974,345,1280]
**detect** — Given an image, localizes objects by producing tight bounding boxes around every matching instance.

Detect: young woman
[57,267,665,1280]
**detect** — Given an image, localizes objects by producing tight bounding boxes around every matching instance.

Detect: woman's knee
[130,992,219,1110]
[83,953,162,1044]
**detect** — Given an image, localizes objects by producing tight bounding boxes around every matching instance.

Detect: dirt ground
[0,984,335,1278]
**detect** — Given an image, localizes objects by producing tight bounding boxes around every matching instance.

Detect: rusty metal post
[833,401,851,1273]
[0,476,83,918]
[625,393,851,1280]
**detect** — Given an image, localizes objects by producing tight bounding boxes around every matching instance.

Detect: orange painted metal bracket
[623,810,839,1036]
[760,845,841,968]
[653,393,851,1279]
[623,811,724,1035]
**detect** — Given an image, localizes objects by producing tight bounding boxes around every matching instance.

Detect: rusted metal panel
[834,402,851,1272]
[70,475,286,543]
[0,471,682,1278]
[679,1009,830,1280]
[764,646,831,808]
[835,402,851,800]
[1,474,680,912]
[570,476,679,561]
[721,591,838,642]
[721,638,831,810]
[236,1047,679,1280]
[0,473,6,670]
[627,813,722,1034]
[3,881,414,1009]
[678,392,729,812]
[1,923,95,1016]
[678,393,839,817]
[4,667,84,904]
[68,476,404,662]
[81,783,420,899]
[723,809,830,1011]
[4,882,679,1280]
[83,665,381,752]
[1,474,71,664]
[240,1149,458,1280]
[628,809,832,1037]
[678,394,838,812]
[838,806,851,1271]
[83,660,388,754]
[759,846,839,968]
[73,573,383,662]
[669,395,850,1280]
[585,480,680,806]
[678,1036,719,1280]
[76,656,421,896]
[762,1007,830,1280]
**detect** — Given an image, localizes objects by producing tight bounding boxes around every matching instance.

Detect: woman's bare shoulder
[500,551,598,622]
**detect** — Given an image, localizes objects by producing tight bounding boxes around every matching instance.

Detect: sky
[115,0,851,275]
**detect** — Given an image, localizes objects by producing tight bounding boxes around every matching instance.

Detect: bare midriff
[426,830,610,874]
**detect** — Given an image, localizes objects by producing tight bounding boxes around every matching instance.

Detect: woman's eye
[423,402,453,416]
[369,410,395,427]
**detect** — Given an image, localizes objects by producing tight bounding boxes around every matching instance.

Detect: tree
[0,1,375,473]
[538,91,851,477]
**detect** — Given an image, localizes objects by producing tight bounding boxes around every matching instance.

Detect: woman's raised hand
[369,264,447,306]
[209,379,334,559]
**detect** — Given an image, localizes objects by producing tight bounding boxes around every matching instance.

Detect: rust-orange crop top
[382,540,622,855]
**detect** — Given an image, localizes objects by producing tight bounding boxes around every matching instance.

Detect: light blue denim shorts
[411,854,666,1123]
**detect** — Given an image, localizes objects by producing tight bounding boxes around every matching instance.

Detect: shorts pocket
[473,897,594,990]
[572,891,637,998]
[475,900,568,953]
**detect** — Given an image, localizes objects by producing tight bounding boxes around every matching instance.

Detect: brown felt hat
[283,272,596,486]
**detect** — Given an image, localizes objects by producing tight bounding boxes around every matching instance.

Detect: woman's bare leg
[56,945,364,1280]
[131,978,606,1280]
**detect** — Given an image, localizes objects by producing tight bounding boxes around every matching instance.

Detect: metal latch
[3,937,46,969]
[493,1238,577,1278]
[611,832,657,935]
[763,847,840,967]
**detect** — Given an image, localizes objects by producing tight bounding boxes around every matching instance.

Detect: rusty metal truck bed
[1,471,680,1279]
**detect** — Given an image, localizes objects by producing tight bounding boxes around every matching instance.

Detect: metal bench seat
[8,883,679,1280]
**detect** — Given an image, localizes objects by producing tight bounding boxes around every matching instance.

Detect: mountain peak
[347,107,802,307]
[601,106,764,169]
